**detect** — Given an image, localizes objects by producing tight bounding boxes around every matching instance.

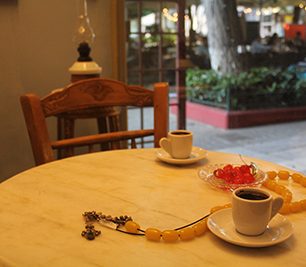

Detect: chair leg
[63,118,75,157]
[57,117,75,159]
[109,114,120,132]
[57,117,74,159]
[131,139,137,149]
[57,117,64,159]
[97,114,122,150]
[109,114,121,150]
[88,144,94,153]
[97,117,111,151]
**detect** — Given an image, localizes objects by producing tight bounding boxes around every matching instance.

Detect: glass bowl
[198,163,267,191]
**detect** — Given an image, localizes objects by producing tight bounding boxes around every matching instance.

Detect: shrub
[186,67,306,110]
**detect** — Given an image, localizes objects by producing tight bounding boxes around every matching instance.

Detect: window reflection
[127,34,140,70]
[141,2,160,33]
[143,71,160,88]
[162,2,178,33]
[126,1,139,33]
[125,1,181,90]
[162,34,177,69]
[142,34,160,70]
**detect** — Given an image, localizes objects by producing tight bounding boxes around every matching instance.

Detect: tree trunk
[202,0,243,75]
[293,5,301,24]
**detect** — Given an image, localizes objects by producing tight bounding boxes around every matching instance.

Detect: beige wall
[0,0,118,181]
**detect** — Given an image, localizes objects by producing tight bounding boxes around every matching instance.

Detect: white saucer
[156,146,207,165]
[207,208,293,248]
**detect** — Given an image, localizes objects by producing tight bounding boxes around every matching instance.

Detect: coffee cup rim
[168,130,192,136]
[233,187,272,202]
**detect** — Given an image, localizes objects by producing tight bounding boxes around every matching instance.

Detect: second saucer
[156,146,207,165]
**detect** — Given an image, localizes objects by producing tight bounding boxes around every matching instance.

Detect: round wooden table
[0,148,304,266]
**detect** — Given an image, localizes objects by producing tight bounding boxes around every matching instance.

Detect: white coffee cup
[159,130,193,159]
[232,187,283,236]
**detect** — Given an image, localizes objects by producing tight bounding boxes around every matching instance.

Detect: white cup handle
[270,197,284,220]
[159,138,172,155]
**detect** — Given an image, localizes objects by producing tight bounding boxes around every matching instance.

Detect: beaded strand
[81,170,306,241]
[81,204,232,242]
[124,203,231,242]
[263,170,306,214]
[123,169,306,241]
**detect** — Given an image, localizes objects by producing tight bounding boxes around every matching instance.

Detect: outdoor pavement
[179,116,306,174]
[128,108,306,174]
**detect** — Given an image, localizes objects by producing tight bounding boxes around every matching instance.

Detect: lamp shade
[73,0,95,47]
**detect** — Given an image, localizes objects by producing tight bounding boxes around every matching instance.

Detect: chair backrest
[20,78,169,166]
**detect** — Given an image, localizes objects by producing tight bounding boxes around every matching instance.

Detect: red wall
[284,24,306,40]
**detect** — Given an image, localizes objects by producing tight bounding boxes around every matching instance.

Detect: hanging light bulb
[69,0,101,76]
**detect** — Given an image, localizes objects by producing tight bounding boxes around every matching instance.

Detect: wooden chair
[20,78,169,166]
[56,102,121,158]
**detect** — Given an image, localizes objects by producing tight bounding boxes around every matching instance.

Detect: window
[125,0,186,131]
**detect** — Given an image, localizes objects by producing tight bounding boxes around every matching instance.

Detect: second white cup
[159,130,193,159]
[232,187,283,236]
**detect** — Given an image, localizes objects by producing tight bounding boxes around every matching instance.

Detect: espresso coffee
[236,190,269,201]
[171,131,190,135]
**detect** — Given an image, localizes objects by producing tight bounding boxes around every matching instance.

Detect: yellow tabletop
[0,148,304,267]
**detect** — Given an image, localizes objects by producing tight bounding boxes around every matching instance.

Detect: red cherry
[214,169,225,179]
[223,164,233,172]
[240,165,251,174]
[242,173,255,183]
[231,168,240,178]
[233,177,243,184]
[213,164,256,185]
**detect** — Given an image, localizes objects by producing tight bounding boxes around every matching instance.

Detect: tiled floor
[184,117,306,174]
